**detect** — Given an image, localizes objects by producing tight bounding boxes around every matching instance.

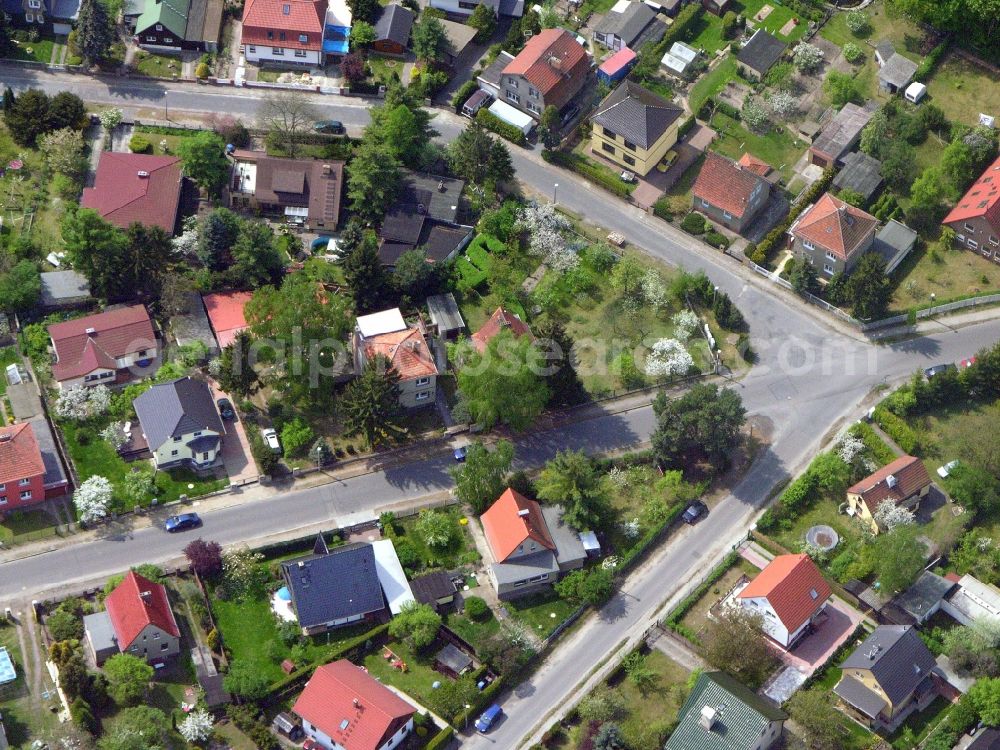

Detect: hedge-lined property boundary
[749,167,835,265]
[541,150,633,198]
[475,108,528,146]
[663,550,740,642]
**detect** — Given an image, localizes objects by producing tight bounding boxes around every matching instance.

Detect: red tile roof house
[788,192,878,279]
[81,153,183,234]
[85,570,181,665]
[692,152,771,235]
[0,423,47,511]
[499,28,590,121]
[942,154,1000,260]
[241,0,326,67]
[202,291,253,349]
[48,304,159,390]
[847,455,932,535]
[736,553,832,649]
[480,488,586,599]
[352,309,437,409]
[293,659,417,750]
[470,306,533,354]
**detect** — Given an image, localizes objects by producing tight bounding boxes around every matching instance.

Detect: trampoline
[0,646,16,685]
[805,525,839,552]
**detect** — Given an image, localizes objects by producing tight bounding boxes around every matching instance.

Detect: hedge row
[851,422,897,467]
[455,256,488,290]
[451,80,480,113]
[653,197,673,221]
[750,167,835,265]
[451,674,505,728]
[426,726,455,750]
[265,622,389,698]
[663,550,740,641]
[873,405,920,454]
[541,150,632,198]
[475,108,528,146]
[915,40,949,82]
[678,115,697,138]
[618,501,687,573]
[648,3,701,62]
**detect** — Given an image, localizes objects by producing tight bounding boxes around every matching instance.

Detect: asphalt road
[3,63,999,747]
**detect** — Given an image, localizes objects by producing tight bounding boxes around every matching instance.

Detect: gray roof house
[593,1,666,52]
[736,28,787,78]
[477,51,516,99]
[83,611,119,665]
[833,151,884,203]
[834,625,938,730]
[591,80,684,152]
[876,42,918,93]
[39,271,92,310]
[892,571,956,624]
[665,671,786,750]
[873,219,919,274]
[280,539,387,635]
[133,377,225,470]
[171,292,219,354]
[809,101,879,168]
[373,4,414,52]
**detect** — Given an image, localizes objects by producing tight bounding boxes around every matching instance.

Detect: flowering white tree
[621,518,640,540]
[769,91,798,119]
[842,42,864,64]
[99,107,123,129]
[671,310,699,342]
[516,203,578,272]
[644,338,694,377]
[641,269,668,309]
[846,10,869,34]
[873,500,915,531]
[55,385,111,421]
[88,385,111,416]
[75,476,113,524]
[178,709,213,743]
[793,42,824,73]
[741,98,769,131]
[172,215,200,258]
[837,431,866,464]
[607,466,630,490]
[101,422,129,450]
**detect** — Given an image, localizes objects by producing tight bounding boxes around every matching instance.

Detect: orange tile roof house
[48,304,158,389]
[737,553,832,648]
[0,423,47,511]
[942,154,1000,260]
[789,192,878,278]
[352,309,437,409]
[85,570,181,665]
[470,307,534,354]
[480,488,586,599]
[847,455,932,534]
[202,291,253,349]
[293,660,416,750]
[692,152,771,235]
[81,153,182,234]
[499,28,589,120]
[241,0,326,67]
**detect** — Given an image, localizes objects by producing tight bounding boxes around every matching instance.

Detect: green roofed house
[665,672,786,750]
[134,0,223,51]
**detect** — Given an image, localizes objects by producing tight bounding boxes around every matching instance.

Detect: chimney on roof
[137,171,150,178]
[353,698,361,708]
[886,474,897,489]
[549,55,562,69]
[139,590,152,603]
[85,327,96,335]
[323,164,331,175]
[517,508,530,517]
[699,706,717,732]
[0,433,11,443]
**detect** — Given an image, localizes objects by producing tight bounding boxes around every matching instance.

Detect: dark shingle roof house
[591,80,683,151]
[665,671,786,750]
[594,2,666,50]
[81,153,182,234]
[133,376,225,453]
[229,152,344,228]
[281,540,386,632]
[873,219,919,274]
[835,625,936,719]
[892,571,956,624]
[409,571,456,607]
[374,4,414,48]
[736,28,787,77]
[878,50,918,92]
[833,151,884,202]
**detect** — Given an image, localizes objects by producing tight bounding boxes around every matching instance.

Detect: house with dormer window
[84,571,181,665]
[736,553,831,649]
[241,0,327,66]
[942,154,1000,261]
[133,0,223,51]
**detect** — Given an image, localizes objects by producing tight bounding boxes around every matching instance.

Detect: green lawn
[390,508,479,573]
[0,509,60,545]
[889,242,1000,313]
[820,1,923,57]
[133,50,182,78]
[924,53,1000,128]
[6,37,55,63]
[678,556,758,638]
[888,697,951,750]
[0,347,19,396]
[362,640,447,707]
[736,0,808,41]
[505,590,579,639]
[443,610,501,654]
[368,55,405,87]
[612,649,689,746]
[709,111,806,183]
[132,131,186,156]
[686,12,730,56]
[689,56,737,116]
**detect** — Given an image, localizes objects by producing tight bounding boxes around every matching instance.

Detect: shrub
[678,116,696,137]
[653,197,672,221]
[681,212,706,234]
[541,150,631,198]
[915,40,949,81]
[720,11,739,39]
[475,108,527,146]
[128,134,152,154]
[451,80,479,112]
[704,231,729,249]
[842,42,864,64]
[846,10,869,35]
[873,406,920,453]
[195,62,210,79]
[464,596,490,620]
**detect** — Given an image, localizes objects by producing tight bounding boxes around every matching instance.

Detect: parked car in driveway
[216,397,234,420]
[165,513,201,532]
[261,428,282,454]
[682,500,708,524]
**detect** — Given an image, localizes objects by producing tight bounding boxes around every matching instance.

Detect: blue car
[165,513,201,533]
[453,446,468,462]
[475,704,502,733]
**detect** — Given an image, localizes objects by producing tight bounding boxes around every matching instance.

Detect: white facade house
[133,377,226,471]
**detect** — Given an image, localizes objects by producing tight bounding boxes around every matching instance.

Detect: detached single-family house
[808,101,879,168]
[0,423,47,511]
[736,553,831,649]
[240,0,326,65]
[665,671,786,750]
[499,28,589,120]
[692,152,771,235]
[593,0,666,52]
[942,154,1000,259]
[48,305,158,389]
[372,3,413,55]
[38,271,92,310]
[788,192,878,277]
[470,306,533,354]
[293,659,416,750]
[132,377,226,471]
[229,151,344,232]
[85,571,182,665]
[134,0,223,51]
[875,42,918,94]
[846,454,932,534]
[353,308,437,409]
[591,80,683,177]
[480,488,585,599]
[81,153,182,234]
[736,28,787,79]
[834,625,938,731]
[377,172,472,267]
[202,291,253,350]
[2,0,80,33]
[280,538,387,635]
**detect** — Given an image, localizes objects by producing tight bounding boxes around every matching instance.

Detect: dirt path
[14,605,44,700]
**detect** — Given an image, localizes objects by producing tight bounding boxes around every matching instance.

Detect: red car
[303,740,321,750]
[960,357,977,369]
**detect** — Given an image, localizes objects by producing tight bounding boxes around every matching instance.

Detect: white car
[261,428,282,454]
[937,460,959,478]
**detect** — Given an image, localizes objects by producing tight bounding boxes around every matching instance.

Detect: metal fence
[860,292,1000,331]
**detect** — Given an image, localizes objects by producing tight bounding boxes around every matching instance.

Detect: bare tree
[257,90,320,158]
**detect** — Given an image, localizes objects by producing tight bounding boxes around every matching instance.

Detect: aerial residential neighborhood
[2,0,1000,748]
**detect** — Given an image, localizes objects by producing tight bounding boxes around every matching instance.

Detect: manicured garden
[0,509,61,545]
[6,36,55,63]
[133,50,183,78]
[689,56,738,115]
[384,508,480,576]
[505,590,580,639]
[362,639,447,708]
[676,555,758,637]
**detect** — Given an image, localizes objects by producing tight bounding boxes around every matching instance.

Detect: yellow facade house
[590,80,683,176]
[845,454,932,534]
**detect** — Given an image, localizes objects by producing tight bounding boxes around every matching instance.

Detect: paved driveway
[208,380,257,484]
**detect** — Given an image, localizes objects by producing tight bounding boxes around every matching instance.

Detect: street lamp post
[713,285,719,305]
[464,704,472,730]
[164,91,169,123]
[553,183,559,204]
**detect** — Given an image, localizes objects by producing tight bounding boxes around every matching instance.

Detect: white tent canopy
[488,100,535,135]
[371,540,416,615]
